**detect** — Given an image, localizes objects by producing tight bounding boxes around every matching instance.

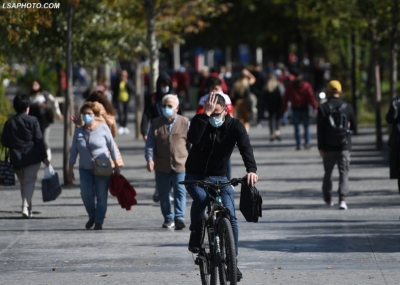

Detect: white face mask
[161,86,170,94]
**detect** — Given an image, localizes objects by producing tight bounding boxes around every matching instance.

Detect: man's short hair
[215,93,226,108]
[207,77,222,89]
[162,94,179,107]
[13,94,30,113]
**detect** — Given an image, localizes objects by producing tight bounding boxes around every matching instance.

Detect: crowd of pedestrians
[2,59,376,282]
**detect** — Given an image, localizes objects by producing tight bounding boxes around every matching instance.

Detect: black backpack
[239,181,262,223]
[325,102,349,147]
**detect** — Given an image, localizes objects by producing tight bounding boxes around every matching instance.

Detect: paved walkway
[0,116,399,285]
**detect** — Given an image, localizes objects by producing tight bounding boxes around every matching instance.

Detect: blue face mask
[209,116,224,128]
[162,107,175,118]
[82,114,94,125]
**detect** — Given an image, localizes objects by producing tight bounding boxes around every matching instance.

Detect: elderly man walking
[145,94,190,229]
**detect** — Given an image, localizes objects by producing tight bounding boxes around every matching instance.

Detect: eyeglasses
[210,109,226,118]
[162,104,174,108]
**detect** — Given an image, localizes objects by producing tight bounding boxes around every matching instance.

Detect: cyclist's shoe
[188,231,201,253]
[237,267,243,281]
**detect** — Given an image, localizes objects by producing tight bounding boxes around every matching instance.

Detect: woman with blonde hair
[230,69,255,132]
[264,72,285,141]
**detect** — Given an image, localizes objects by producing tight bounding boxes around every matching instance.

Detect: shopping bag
[41,165,62,202]
[0,148,15,186]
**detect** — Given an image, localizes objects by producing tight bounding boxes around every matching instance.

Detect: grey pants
[322,150,350,200]
[15,163,41,210]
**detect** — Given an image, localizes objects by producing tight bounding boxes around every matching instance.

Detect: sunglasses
[210,109,226,118]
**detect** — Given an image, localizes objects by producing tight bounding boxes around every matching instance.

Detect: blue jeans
[79,168,111,225]
[185,174,238,255]
[292,109,310,147]
[155,171,186,222]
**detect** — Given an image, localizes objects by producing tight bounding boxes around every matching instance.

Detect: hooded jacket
[185,113,257,176]
[140,72,173,136]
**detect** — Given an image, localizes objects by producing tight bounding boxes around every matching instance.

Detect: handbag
[41,165,62,202]
[239,180,263,223]
[0,147,15,186]
[82,129,113,176]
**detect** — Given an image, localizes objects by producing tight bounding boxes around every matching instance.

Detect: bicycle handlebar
[179,177,243,187]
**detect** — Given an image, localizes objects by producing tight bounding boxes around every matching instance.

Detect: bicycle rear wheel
[199,216,217,285]
[217,217,237,285]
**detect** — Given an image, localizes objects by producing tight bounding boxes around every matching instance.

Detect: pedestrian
[264,72,285,141]
[141,71,174,203]
[68,102,120,230]
[84,91,124,168]
[172,66,191,110]
[385,95,400,193]
[144,94,190,229]
[1,94,50,218]
[198,67,228,98]
[184,92,258,281]
[317,80,357,210]
[250,63,267,126]
[96,74,113,102]
[28,80,63,160]
[283,69,318,150]
[230,69,256,132]
[113,70,134,135]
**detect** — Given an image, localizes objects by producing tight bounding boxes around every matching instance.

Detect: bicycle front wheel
[199,216,218,285]
[217,217,237,285]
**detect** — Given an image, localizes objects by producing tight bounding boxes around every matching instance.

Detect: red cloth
[283,81,318,111]
[109,174,138,211]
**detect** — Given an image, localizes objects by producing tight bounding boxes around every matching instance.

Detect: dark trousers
[322,150,350,200]
[117,101,129,127]
[268,110,281,135]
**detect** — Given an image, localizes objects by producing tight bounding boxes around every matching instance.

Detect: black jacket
[185,113,257,176]
[1,113,47,169]
[386,96,400,179]
[317,97,357,151]
[140,72,173,136]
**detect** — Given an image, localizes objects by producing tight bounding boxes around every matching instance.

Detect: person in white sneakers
[317,80,357,210]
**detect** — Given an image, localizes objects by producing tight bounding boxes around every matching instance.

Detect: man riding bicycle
[184,92,258,281]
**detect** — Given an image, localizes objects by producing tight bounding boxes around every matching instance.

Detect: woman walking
[264,72,285,141]
[68,102,120,230]
[1,94,49,218]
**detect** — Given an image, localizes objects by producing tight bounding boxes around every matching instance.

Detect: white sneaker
[338,200,348,210]
[22,207,30,219]
[124,127,130,134]
[118,127,124,135]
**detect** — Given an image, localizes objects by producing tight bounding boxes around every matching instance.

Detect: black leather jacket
[1,113,47,169]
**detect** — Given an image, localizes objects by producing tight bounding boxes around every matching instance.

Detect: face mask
[161,86,170,94]
[225,72,232,79]
[209,116,224,128]
[162,107,174,118]
[82,114,94,125]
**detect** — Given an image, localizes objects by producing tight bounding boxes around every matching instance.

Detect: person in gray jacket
[1,94,50,218]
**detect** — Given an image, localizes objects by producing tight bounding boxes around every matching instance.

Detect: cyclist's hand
[245,172,258,187]
[204,91,218,117]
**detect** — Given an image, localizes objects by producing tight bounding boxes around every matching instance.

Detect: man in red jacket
[283,70,318,150]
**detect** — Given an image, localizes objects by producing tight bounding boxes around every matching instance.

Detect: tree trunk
[144,0,159,94]
[63,4,74,185]
[390,0,399,99]
[134,58,143,139]
[372,31,383,150]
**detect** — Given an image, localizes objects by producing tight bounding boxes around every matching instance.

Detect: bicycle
[180,178,243,285]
